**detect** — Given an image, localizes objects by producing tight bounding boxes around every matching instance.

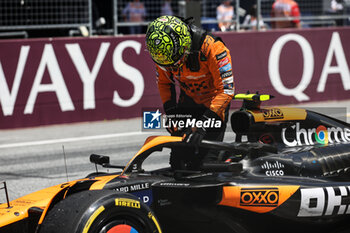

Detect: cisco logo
[261,161,285,177]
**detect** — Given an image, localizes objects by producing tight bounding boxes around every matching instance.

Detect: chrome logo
[281,123,350,147]
[315,125,329,145]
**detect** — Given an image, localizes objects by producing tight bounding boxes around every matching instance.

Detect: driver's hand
[183,127,206,145]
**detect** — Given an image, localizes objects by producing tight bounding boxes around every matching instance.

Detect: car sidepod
[218,183,350,233]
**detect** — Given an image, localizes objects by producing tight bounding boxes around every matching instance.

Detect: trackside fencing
[0,0,350,37]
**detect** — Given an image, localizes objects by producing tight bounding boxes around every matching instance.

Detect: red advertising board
[221,27,350,106]
[0,28,349,129]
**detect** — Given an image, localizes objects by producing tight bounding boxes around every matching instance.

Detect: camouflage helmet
[146,15,192,66]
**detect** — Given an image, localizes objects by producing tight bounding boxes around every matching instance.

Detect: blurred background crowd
[0,0,349,39]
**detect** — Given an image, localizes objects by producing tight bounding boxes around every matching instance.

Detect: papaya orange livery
[249,107,307,122]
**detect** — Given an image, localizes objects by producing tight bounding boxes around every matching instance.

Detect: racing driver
[145,15,235,156]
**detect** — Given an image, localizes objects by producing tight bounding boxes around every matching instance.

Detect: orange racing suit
[156,34,235,122]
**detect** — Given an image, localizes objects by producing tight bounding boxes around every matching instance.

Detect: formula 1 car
[1,93,350,233]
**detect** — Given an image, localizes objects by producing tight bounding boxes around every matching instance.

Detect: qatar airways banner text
[0,28,349,129]
[0,36,158,128]
[222,28,350,105]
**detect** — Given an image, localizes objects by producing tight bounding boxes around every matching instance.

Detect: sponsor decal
[223,76,234,85]
[298,186,350,217]
[262,108,284,120]
[240,187,279,207]
[159,183,190,187]
[224,83,234,89]
[219,186,299,214]
[219,63,232,73]
[169,32,179,49]
[218,57,229,67]
[184,74,206,80]
[143,110,162,129]
[216,51,227,60]
[157,199,172,206]
[113,183,152,205]
[223,77,234,90]
[315,125,328,144]
[132,190,153,206]
[224,89,235,95]
[261,161,285,176]
[222,76,234,95]
[282,123,350,146]
[115,198,141,209]
[114,183,150,192]
[221,70,233,79]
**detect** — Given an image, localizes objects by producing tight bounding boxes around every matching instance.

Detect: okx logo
[240,188,279,207]
[143,109,162,129]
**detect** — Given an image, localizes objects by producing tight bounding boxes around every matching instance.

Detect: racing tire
[39,190,162,233]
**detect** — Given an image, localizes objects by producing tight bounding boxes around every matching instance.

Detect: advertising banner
[0,28,349,129]
[221,28,350,106]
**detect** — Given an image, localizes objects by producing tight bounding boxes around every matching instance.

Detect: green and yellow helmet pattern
[146,15,192,66]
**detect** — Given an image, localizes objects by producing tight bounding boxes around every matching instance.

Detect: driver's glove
[183,109,221,145]
[183,127,206,145]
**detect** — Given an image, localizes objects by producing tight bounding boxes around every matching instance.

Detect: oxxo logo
[240,188,279,207]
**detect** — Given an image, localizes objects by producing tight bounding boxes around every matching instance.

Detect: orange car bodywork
[0,175,121,228]
[0,136,302,229]
[0,136,183,228]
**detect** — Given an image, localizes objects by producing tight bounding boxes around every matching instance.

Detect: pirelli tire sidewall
[78,191,160,233]
[40,190,162,233]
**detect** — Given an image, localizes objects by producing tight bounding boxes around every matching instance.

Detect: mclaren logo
[240,188,279,207]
